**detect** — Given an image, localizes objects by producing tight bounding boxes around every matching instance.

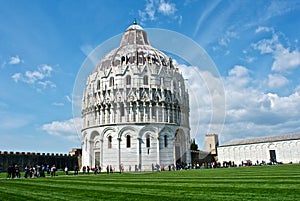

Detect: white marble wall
[82,124,191,171]
[218,139,300,165]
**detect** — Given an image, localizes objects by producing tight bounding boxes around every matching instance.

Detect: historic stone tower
[205,134,219,155]
[81,21,190,171]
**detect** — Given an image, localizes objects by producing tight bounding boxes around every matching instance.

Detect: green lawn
[0,164,299,200]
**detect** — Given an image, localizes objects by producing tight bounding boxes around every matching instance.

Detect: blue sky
[1,0,300,153]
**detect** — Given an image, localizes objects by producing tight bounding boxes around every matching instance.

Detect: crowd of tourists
[7,160,275,179]
[6,164,81,179]
[6,164,59,179]
[7,165,21,179]
[81,165,115,174]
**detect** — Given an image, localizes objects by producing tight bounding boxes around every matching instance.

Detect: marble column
[156,135,160,165]
[149,104,152,122]
[162,103,165,122]
[143,102,146,122]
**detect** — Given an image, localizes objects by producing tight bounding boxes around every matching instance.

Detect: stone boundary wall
[0,151,79,172]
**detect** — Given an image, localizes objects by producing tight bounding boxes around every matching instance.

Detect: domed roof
[95,21,173,72]
[120,22,149,46]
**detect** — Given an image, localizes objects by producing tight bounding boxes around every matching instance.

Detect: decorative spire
[133,18,137,25]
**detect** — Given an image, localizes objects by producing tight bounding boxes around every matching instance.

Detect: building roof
[219,133,300,147]
[94,21,174,73]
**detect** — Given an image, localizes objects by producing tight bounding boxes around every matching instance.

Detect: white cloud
[252,34,277,54]
[228,65,249,77]
[219,64,300,144]
[179,64,226,142]
[253,29,300,72]
[255,26,272,33]
[12,73,21,82]
[8,55,23,65]
[25,71,45,83]
[243,56,255,63]
[139,0,156,21]
[38,80,56,89]
[158,0,176,15]
[178,63,300,147]
[244,1,300,29]
[264,1,298,22]
[11,64,56,90]
[271,44,300,72]
[41,117,81,142]
[139,0,180,24]
[266,91,300,116]
[218,31,238,47]
[241,51,256,64]
[266,74,289,89]
[227,65,251,88]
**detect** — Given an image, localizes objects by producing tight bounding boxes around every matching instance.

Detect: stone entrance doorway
[269,150,276,163]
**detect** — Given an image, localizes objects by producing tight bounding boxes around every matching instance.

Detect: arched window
[121,56,126,65]
[164,135,168,147]
[97,80,100,90]
[146,135,150,148]
[126,135,131,148]
[120,103,125,117]
[108,136,112,149]
[126,75,131,85]
[109,77,114,87]
[143,75,149,85]
[151,105,156,117]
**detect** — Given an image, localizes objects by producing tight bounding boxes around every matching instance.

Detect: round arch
[90,130,100,140]
[174,128,187,164]
[118,126,137,138]
[101,127,117,138]
[159,126,174,136]
[138,125,157,139]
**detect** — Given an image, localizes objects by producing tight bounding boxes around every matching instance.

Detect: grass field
[0,164,299,200]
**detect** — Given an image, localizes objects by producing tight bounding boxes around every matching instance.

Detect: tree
[190,138,198,151]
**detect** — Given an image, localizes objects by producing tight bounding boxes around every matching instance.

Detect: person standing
[51,165,56,177]
[74,165,78,175]
[94,166,98,175]
[7,166,12,179]
[15,165,20,178]
[24,166,29,178]
[64,166,68,176]
[11,165,16,178]
[106,165,109,174]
